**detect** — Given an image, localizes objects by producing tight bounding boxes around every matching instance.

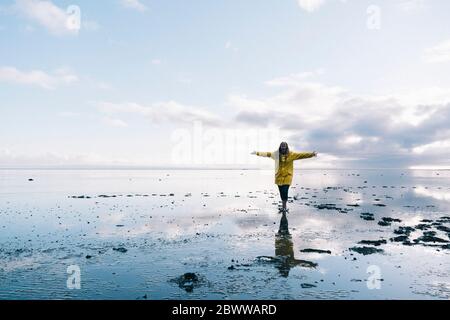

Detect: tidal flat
[0,169,449,299]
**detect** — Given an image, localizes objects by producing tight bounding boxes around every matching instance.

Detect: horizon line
[0,166,449,171]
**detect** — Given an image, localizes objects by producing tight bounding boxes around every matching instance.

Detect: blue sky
[1,0,450,168]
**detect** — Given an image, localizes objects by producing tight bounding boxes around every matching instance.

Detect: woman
[252,142,317,213]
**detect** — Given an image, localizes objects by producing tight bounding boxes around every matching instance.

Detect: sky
[1,0,450,169]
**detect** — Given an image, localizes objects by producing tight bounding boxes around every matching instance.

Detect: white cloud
[340,135,363,145]
[0,66,78,89]
[423,40,450,63]
[0,149,134,167]
[396,0,427,13]
[225,40,239,52]
[297,0,326,12]
[176,74,193,85]
[229,71,450,167]
[96,101,222,126]
[265,70,324,87]
[412,139,450,154]
[82,20,100,31]
[120,0,147,12]
[14,0,79,35]
[58,111,80,118]
[102,117,128,128]
[151,59,161,65]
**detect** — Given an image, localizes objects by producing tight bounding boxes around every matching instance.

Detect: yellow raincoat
[256,151,315,186]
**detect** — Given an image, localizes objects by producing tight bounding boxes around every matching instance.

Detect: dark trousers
[278,185,290,202]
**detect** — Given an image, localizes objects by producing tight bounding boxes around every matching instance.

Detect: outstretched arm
[291,151,317,160]
[251,151,273,158]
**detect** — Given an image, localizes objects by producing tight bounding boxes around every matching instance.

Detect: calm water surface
[0,169,449,299]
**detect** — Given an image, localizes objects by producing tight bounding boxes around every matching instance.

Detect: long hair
[278,142,289,162]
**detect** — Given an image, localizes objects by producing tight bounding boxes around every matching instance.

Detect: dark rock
[393,226,415,236]
[390,235,409,242]
[436,225,450,233]
[113,247,128,253]
[300,248,332,254]
[256,255,317,268]
[171,273,201,292]
[85,255,92,259]
[301,283,317,289]
[314,203,350,213]
[358,240,387,246]
[349,246,384,255]
[360,212,375,221]
[414,235,448,243]
[381,217,402,223]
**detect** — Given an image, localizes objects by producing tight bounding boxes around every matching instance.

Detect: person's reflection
[275,212,317,277]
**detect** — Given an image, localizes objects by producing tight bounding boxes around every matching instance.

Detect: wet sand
[0,169,449,299]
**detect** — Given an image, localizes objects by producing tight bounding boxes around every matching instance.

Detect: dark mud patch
[170,272,205,292]
[390,235,409,242]
[378,217,402,227]
[436,225,450,233]
[300,248,331,254]
[256,256,318,268]
[313,204,351,214]
[358,240,387,247]
[301,283,317,289]
[349,246,384,255]
[382,217,402,223]
[393,226,415,236]
[437,216,450,224]
[414,234,449,244]
[360,212,375,221]
[415,224,431,230]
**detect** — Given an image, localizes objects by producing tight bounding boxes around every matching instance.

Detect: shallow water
[0,169,449,299]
